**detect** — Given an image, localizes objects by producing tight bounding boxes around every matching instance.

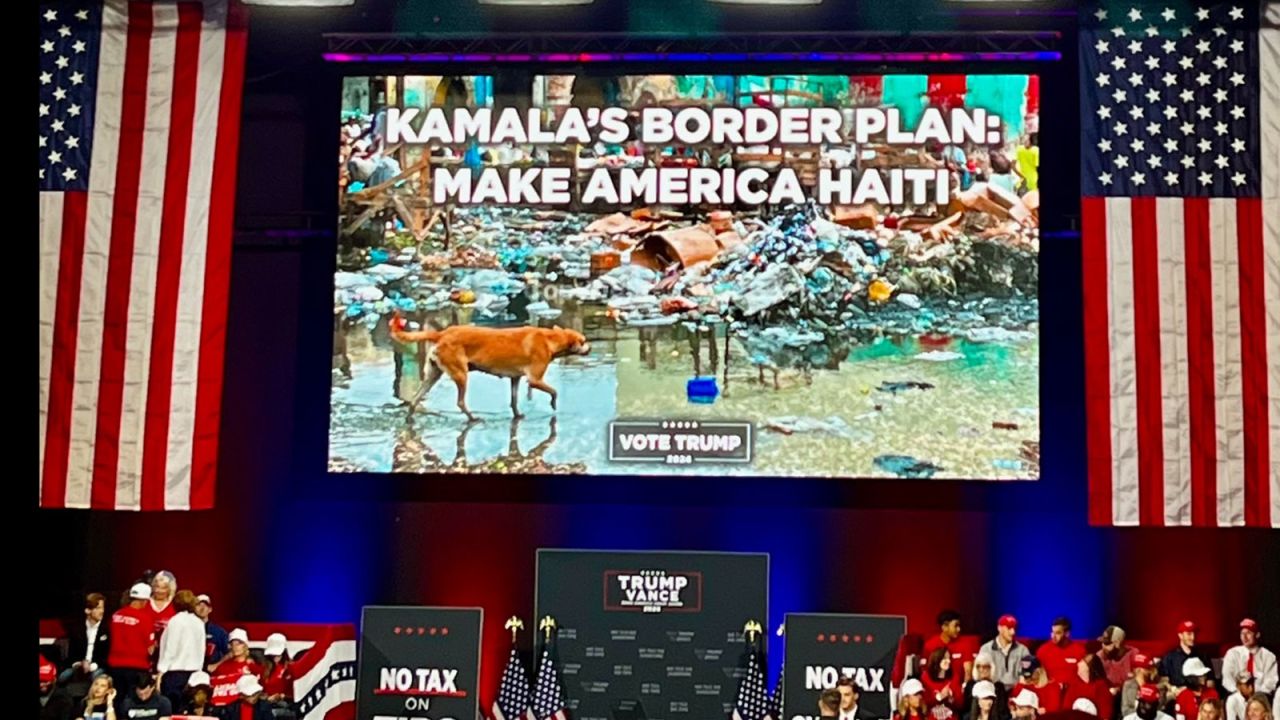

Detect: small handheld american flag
[492,646,533,720]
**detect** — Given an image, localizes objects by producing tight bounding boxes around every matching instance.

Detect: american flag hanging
[529,644,568,720]
[1081,0,1280,527]
[732,647,772,720]
[38,1,247,510]
[493,646,533,720]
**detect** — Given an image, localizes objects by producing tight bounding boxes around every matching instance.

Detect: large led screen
[331,73,1041,479]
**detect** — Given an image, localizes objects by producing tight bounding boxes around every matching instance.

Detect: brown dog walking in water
[389,314,590,420]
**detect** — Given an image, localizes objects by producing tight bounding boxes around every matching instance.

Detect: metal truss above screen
[322,31,1063,63]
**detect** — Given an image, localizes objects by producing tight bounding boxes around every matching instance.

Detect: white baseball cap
[129,583,152,600]
[900,679,924,696]
[195,594,212,606]
[187,671,212,688]
[1182,658,1211,677]
[973,681,998,700]
[264,632,287,656]
[1072,699,1098,715]
[236,674,264,696]
[1013,690,1039,708]
[228,628,249,645]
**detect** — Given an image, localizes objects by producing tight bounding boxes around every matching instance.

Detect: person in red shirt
[209,628,263,708]
[261,632,295,707]
[1174,659,1219,720]
[1013,658,1062,715]
[106,583,155,696]
[924,610,976,683]
[145,571,178,644]
[1064,656,1115,720]
[1037,617,1085,685]
[922,648,965,715]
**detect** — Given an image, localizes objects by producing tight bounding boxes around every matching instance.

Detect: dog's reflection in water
[392,415,558,473]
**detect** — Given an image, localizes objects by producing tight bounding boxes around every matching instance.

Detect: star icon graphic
[1195,7,1210,22]
[1214,121,1229,135]
[1099,172,1113,186]
[1161,7,1176,21]
[1231,138,1246,153]
[63,167,77,183]
[1228,6,1243,20]
[1198,171,1212,185]
[1231,172,1246,186]
[1164,171,1179,185]
[1230,105,1246,120]
[43,8,57,21]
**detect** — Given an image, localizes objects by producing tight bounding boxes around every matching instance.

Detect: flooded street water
[329,299,1039,479]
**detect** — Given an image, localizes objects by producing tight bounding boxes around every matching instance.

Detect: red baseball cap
[1138,685,1160,703]
[998,614,1018,629]
[1178,620,1197,633]
[1241,618,1259,631]
[39,656,56,683]
[1133,653,1155,669]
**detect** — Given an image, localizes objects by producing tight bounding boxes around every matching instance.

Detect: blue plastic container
[686,376,719,404]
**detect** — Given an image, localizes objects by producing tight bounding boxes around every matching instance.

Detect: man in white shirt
[837,675,876,720]
[157,590,207,710]
[1222,619,1278,696]
[1224,673,1254,720]
[980,616,1031,690]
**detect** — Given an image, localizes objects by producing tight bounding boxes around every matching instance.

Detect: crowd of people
[38,571,294,720]
[877,612,1276,720]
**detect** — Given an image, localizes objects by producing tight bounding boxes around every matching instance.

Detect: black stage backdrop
[535,550,768,720]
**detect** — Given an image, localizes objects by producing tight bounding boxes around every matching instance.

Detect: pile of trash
[334,194,1039,346]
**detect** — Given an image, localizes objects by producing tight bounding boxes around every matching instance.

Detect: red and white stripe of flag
[38,0,246,510]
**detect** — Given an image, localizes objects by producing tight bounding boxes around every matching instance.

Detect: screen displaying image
[331,72,1041,479]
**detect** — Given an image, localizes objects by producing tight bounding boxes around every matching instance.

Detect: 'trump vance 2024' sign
[356,606,482,720]
[604,569,704,613]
